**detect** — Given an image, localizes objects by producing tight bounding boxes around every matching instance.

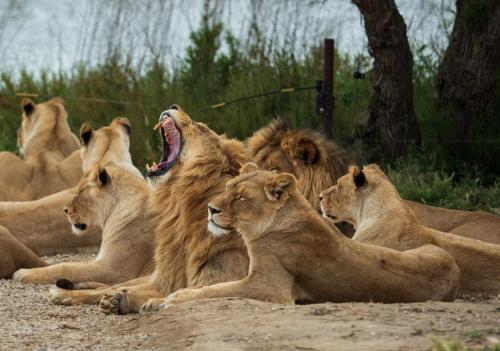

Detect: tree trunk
[352,0,421,156]
[435,0,500,141]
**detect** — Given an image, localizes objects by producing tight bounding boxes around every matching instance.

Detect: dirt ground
[0,252,499,351]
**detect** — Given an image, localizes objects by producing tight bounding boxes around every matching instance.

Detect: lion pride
[0,98,82,201]
[141,164,458,311]
[0,117,135,255]
[320,164,500,295]
[248,119,500,244]
[49,105,252,313]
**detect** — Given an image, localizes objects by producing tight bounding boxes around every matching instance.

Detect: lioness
[249,120,500,244]
[142,164,458,310]
[12,162,154,284]
[0,98,82,201]
[0,117,136,255]
[48,105,252,313]
[0,225,47,279]
[320,164,500,295]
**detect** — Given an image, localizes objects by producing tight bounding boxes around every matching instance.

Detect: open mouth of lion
[146,115,182,178]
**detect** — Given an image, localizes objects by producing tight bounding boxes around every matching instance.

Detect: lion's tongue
[162,119,180,164]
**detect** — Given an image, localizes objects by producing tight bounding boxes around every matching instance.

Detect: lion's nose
[170,104,179,110]
[208,204,221,215]
[63,207,69,214]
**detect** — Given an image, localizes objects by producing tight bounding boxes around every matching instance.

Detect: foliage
[0,7,498,211]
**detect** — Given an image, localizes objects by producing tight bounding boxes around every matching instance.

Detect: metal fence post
[322,38,334,139]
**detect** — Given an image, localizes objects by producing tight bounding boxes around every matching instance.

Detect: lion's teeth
[153,122,162,130]
[146,164,151,172]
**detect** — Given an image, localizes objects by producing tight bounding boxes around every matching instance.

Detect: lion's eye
[269,167,280,172]
[238,196,246,201]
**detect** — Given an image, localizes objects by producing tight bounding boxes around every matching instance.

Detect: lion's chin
[208,221,231,237]
[71,223,88,236]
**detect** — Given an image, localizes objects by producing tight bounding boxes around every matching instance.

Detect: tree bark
[435,0,500,141]
[352,0,421,156]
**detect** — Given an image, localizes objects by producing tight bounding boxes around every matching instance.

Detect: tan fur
[405,201,500,245]
[48,106,252,313]
[147,166,458,310]
[0,118,136,255]
[320,164,500,295]
[0,98,82,201]
[0,225,47,279]
[13,162,155,285]
[247,119,350,211]
[249,120,500,244]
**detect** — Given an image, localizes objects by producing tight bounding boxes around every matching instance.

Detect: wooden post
[322,38,334,138]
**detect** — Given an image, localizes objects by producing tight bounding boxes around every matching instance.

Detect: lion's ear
[112,117,131,136]
[264,173,296,203]
[349,165,366,188]
[21,98,35,116]
[240,162,259,175]
[80,123,93,145]
[48,97,65,107]
[288,137,319,165]
[96,165,110,186]
[364,164,381,172]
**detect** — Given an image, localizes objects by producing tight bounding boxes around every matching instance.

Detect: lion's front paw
[48,287,74,305]
[140,298,165,314]
[99,290,131,315]
[12,269,30,283]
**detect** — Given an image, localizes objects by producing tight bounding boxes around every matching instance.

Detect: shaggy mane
[247,119,351,210]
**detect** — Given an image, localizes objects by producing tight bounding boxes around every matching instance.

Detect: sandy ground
[0,253,499,351]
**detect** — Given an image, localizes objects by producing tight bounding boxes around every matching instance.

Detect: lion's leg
[13,261,121,285]
[143,274,294,313]
[0,226,46,279]
[99,283,163,315]
[48,275,154,308]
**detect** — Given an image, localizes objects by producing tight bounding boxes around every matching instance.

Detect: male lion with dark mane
[144,164,458,310]
[0,98,82,201]
[320,165,500,295]
[249,120,500,244]
[49,105,252,313]
[247,119,350,211]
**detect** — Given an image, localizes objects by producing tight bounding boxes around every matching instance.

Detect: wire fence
[4,77,498,145]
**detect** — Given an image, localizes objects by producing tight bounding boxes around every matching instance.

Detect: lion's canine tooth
[153,122,162,130]
[146,164,151,172]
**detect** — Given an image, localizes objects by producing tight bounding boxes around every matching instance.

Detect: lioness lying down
[0,117,136,255]
[48,105,252,313]
[0,226,47,279]
[143,164,459,310]
[13,162,155,285]
[320,165,500,295]
[0,98,82,201]
[249,120,500,245]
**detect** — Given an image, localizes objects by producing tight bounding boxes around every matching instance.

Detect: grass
[385,153,500,212]
[432,338,500,351]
